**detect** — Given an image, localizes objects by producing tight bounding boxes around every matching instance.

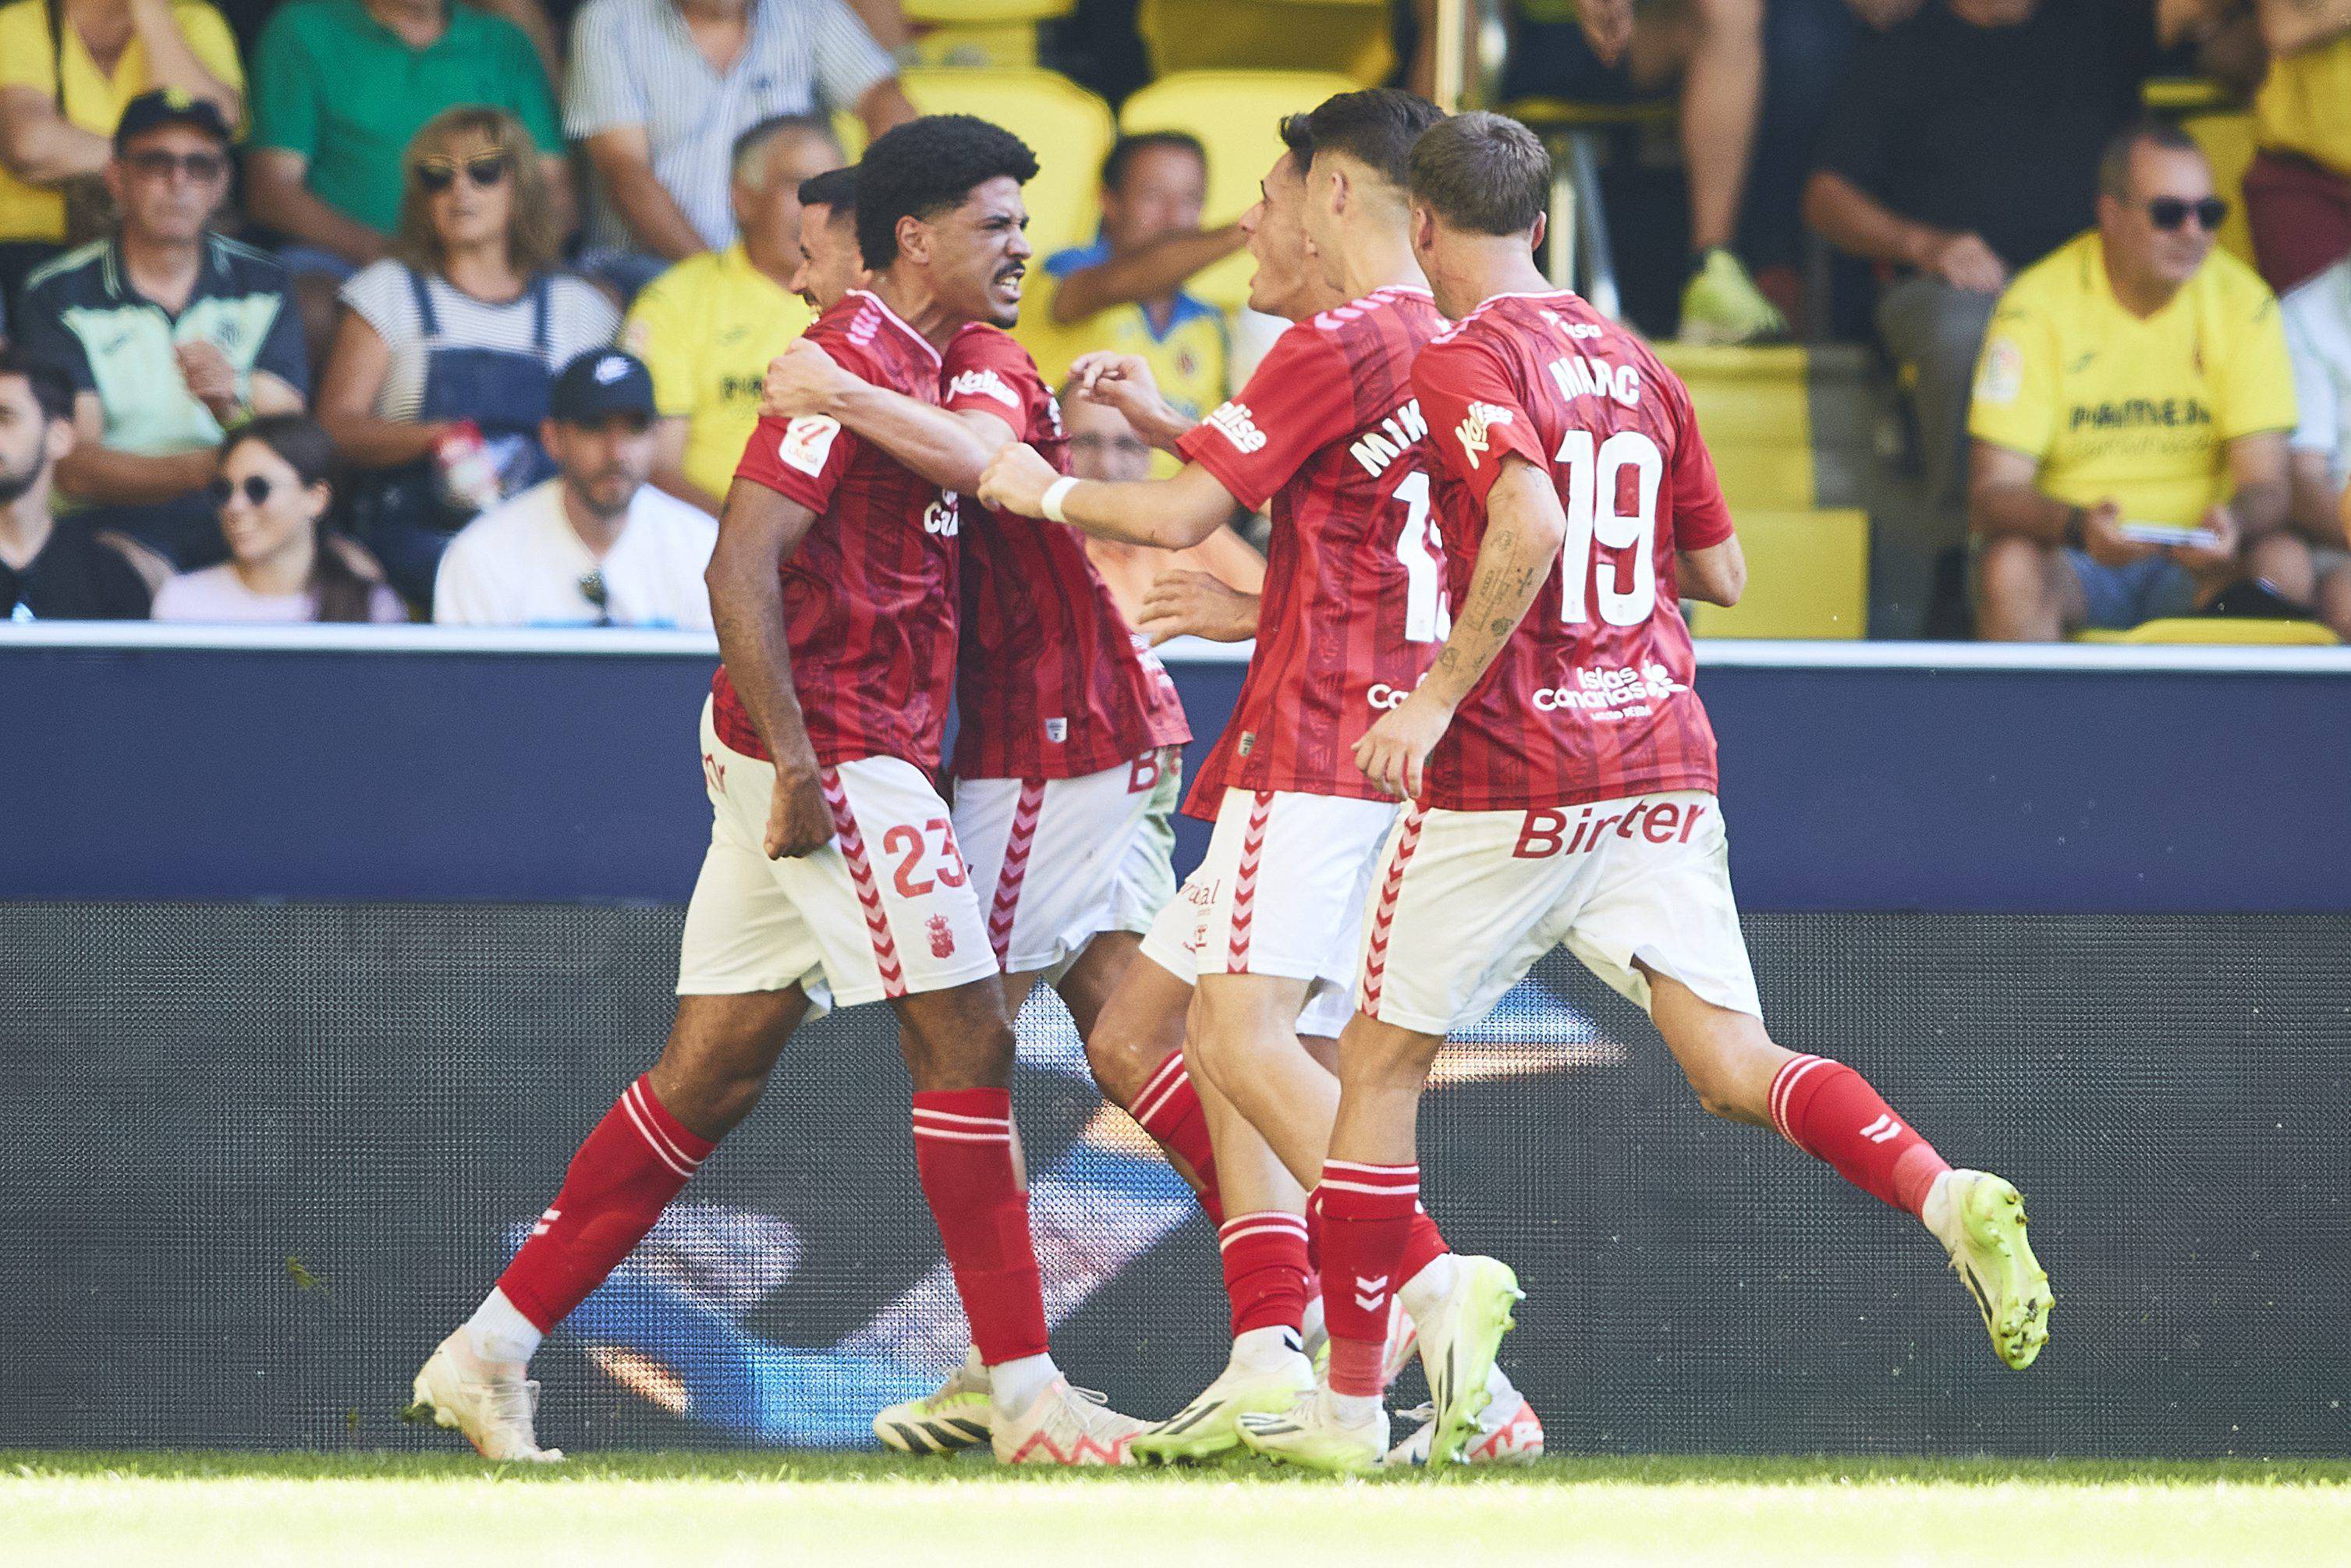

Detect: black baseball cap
[114,90,233,154]
[551,349,657,424]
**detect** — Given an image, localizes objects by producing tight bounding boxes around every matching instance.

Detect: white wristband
[1040,476,1079,525]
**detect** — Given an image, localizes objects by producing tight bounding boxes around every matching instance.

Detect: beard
[0,454,44,508]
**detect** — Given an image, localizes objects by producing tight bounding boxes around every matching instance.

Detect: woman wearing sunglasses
[150,414,406,623]
[317,105,615,609]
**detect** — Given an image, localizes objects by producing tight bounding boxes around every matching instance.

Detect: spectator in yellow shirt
[1019,133,1236,475]
[0,0,243,306]
[622,114,842,514]
[1968,122,2296,640]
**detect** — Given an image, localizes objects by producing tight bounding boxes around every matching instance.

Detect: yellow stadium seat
[1138,0,1394,89]
[904,0,1069,22]
[909,23,1041,68]
[1689,509,1868,640]
[895,68,1116,261]
[1119,70,1363,310]
[2179,112,2257,265]
[2074,617,2340,646]
[1655,343,1820,511]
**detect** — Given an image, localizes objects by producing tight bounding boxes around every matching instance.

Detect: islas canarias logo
[1456,401,1515,469]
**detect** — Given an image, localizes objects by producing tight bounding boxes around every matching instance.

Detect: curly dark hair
[853,114,1038,272]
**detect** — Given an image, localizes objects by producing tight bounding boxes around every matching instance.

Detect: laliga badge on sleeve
[1975,337,2023,406]
[778,415,841,477]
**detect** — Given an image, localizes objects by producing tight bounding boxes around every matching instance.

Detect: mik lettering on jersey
[1548,354,1641,410]
[1204,400,1267,454]
[1512,797,1708,858]
[1346,399,1430,477]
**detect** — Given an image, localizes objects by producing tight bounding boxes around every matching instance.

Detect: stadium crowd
[0,0,2345,640]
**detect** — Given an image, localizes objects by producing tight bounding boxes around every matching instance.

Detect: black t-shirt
[0,520,152,620]
[1816,0,2138,273]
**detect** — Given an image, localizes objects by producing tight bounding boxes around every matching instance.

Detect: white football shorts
[952,747,1180,979]
[676,698,998,1012]
[1140,786,1399,1038]
[1356,789,1762,1036]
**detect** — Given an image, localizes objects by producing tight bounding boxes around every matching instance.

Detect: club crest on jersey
[1204,401,1266,454]
[949,367,1019,409]
[1455,402,1515,469]
[778,414,840,476]
[924,493,961,537]
[926,913,956,958]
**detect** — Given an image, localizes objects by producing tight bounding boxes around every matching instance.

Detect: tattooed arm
[1353,456,1567,799]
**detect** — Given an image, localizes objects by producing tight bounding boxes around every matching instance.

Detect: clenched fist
[977,442,1062,520]
[761,339,844,421]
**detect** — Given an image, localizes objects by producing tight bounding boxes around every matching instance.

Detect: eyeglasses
[126,149,229,183]
[578,569,612,626]
[2147,197,2228,232]
[207,474,278,507]
[415,153,512,193]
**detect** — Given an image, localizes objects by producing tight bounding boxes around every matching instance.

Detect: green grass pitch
[6,1453,2349,1566]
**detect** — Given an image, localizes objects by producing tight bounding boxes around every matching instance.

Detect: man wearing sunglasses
[10,91,307,569]
[1967,119,2298,640]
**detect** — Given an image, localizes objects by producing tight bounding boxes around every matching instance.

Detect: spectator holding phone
[1967,122,2296,640]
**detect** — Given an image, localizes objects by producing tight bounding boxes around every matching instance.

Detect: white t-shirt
[432,477,717,627]
[2284,258,2351,494]
[151,563,409,623]
[339,262,622,421]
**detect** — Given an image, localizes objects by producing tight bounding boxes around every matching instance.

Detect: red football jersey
[942,324,1188,780]
[1175,285,1447,816]
[715,290,959,769]
[1411,289,1735,812]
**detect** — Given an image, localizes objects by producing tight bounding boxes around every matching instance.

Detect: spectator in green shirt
[242,0,570,355]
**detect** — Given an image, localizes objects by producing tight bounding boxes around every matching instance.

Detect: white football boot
[1235,1387,1388,1474]
[1407,1255,1524,1468]
[1384,1387,1544,1468]
[1129,1346,1317,1463]
[873,1350,993,1455]
[991,1378,1149,1466]
[402,1330,565,1462]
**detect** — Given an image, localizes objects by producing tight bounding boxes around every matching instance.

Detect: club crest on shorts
[926,913,956,958]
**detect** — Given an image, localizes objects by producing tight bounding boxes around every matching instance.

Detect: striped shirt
[339,261,620,421]
[564,0,894,254]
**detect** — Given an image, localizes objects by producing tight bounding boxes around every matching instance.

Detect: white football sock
[988,1352,1058,1414]
[463,1287,542,1367]
[957,1344,988,1382]
[1324,1387,1382,1428]
[1300,1291,1327,1352]
[1399,1251,1459,1322]
[1229,1325,1304,1373]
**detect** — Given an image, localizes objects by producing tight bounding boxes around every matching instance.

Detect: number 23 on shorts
[884,817,970,898]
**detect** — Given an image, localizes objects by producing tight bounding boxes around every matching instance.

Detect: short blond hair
[391,106,562,277]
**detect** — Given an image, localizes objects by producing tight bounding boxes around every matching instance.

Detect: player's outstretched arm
[706,479,832,858]
[978,443,1240,549]
[1355,456,1566,800]
[762,342,1013,495]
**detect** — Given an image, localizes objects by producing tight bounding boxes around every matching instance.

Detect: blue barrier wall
[8,630,2350,910]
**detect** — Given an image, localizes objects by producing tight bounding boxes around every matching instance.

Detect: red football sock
[1218,1211,1310,1337]
[912,1087,1050,1365]
[1770,1054,1951,1216]
[1314,1161,1419,1397]
[496,1074,714,1331]
[1128,1050,1223,1225]
[1305,1187,1323,1272]
[1400,1204,1449,1285]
